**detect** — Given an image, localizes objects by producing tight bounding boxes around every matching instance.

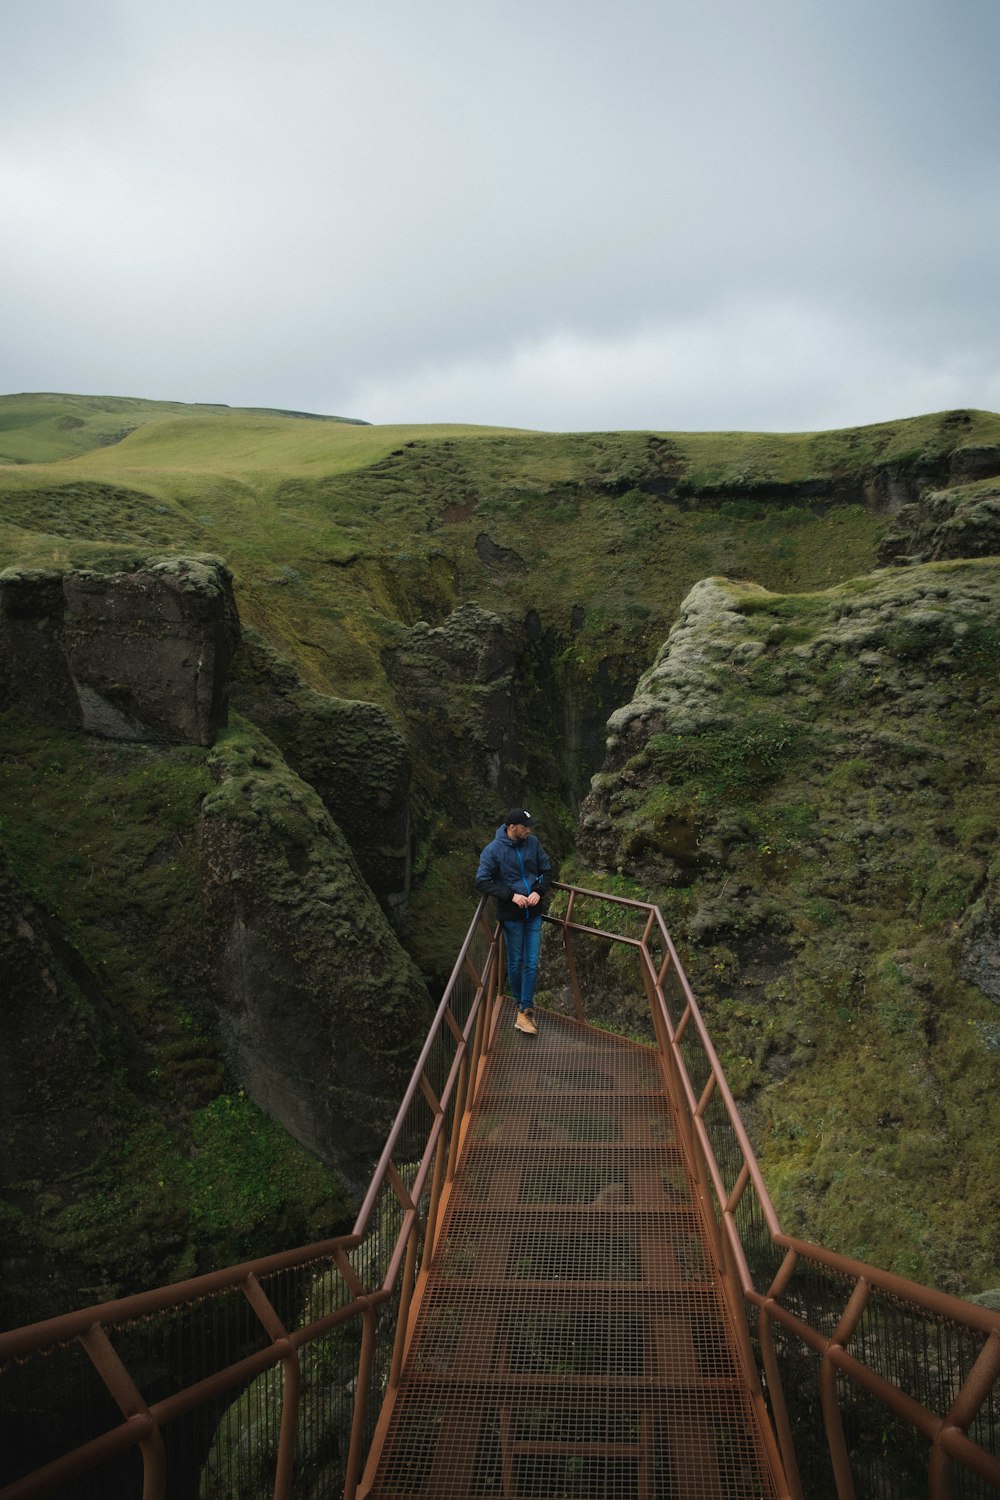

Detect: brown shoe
[514,1010,538,1035]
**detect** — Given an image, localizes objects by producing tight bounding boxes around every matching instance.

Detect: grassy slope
[0,391,371,466]
[9,397,995,706]
[1,397,996,960]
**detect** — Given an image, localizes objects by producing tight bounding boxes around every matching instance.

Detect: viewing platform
[363,1004,783,1498]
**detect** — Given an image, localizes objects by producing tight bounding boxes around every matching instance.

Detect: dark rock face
[383,603,523,821]
[960,895,1000,1004]
[199,732,432,1185]
[878,480,1000,565]
[654,441,1000,520]
[230,632,412,926]
[0,839,215,1327]
[0,571,79,723]
[475,533,528,574]
[0,557,239,745]
[0,854,111,1201]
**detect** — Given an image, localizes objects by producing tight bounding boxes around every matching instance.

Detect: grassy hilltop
[2,391,999,1302]
[7,392,994,705]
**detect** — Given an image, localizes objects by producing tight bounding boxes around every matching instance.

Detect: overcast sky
[3,0,999,432]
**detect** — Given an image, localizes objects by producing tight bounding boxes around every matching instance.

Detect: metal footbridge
[364,1005,781,1499]
[2,885,999,1500]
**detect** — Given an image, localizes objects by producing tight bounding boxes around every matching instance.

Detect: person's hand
[525,891,540,906]
[513,893,528,908]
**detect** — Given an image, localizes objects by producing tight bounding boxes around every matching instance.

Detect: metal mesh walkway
[364,1005,782,1499]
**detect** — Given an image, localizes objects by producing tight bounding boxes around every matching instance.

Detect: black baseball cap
[504,808,533,826]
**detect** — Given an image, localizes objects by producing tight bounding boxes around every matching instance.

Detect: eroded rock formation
[199,730,430,1182]
[0,556,239,745]
[572,559,1000,1290]
[231,630,412,924]
[0,559,434,1325]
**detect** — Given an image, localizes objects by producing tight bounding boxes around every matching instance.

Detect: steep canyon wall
[3,404,1000,1320]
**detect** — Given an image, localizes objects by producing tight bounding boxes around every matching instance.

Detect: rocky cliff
[0,555,239,744]
[3,399,1000,1317]
[572,559,1000,1291]
[229,630,413,925]
[0,560,431,1325]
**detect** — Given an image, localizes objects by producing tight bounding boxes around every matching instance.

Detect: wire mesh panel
[199,1260,363,1500]
[0,1338,142,1499]
[963,1387,1000,1500]
[757,1257,1000,1500]
[2,1284,289,1500]
[365,1009,783,1499]
[0,905,499,1500]
[760,1320,839,1500]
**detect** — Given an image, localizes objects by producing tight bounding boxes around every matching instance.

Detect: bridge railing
[3,885,999,1499]
[551,881,1000,1500]
[0,900,503,1500]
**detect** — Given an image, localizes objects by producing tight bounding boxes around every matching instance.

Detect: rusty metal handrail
[0,900,503,1500]
[547,880,1000,1499]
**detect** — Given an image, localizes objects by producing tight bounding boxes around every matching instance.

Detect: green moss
[0,711,356,1319]
[185,1091,351,1250]
[577,561,1000,1292]
[0,712,214,1057]
[404,856,480,978]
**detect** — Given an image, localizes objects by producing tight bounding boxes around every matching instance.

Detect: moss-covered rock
[0,556,239,744]
[199,724,432,1185]
[383,603,518,817]
[0,701,429,1324]
[0,794,351,1326]
[575,561,1000,1293]
[231,630,412,924]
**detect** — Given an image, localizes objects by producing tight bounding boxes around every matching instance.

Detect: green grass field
[2,393,997,715]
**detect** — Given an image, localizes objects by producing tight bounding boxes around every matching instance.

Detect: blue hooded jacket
[476,824,553,923]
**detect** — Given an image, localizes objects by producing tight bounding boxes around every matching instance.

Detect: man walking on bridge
[476,809,552,1035]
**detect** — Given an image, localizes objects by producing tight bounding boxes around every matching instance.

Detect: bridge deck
[364,1003,782,1499]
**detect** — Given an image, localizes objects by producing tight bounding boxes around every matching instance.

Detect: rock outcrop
[199,728,431,1183]
[0,557,239,745]
[0,561,435,1325]
[231,631,412,925]
[573,560,1000,1291]
[878,478,1000,566]
[383,603,521,822]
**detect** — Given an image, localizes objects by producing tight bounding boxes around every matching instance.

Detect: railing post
[343,1302,377,1500]
[241,1275,301,1500]
[757,1250,805,1500]
[80,1326,167,1500]
[388,1228,421,1393]
[422,1128,448,1274]
[447,1049,471,1184]
[562,893,585,1021]
[819,1280,870,1500]
[639,946,670,1059]
[931,1331,1000,1498]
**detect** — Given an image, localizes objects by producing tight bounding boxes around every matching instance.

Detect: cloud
[1,0,998,428]
[337,300,1000,432]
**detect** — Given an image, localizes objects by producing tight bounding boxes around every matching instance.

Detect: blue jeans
[502,914,543,1011]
